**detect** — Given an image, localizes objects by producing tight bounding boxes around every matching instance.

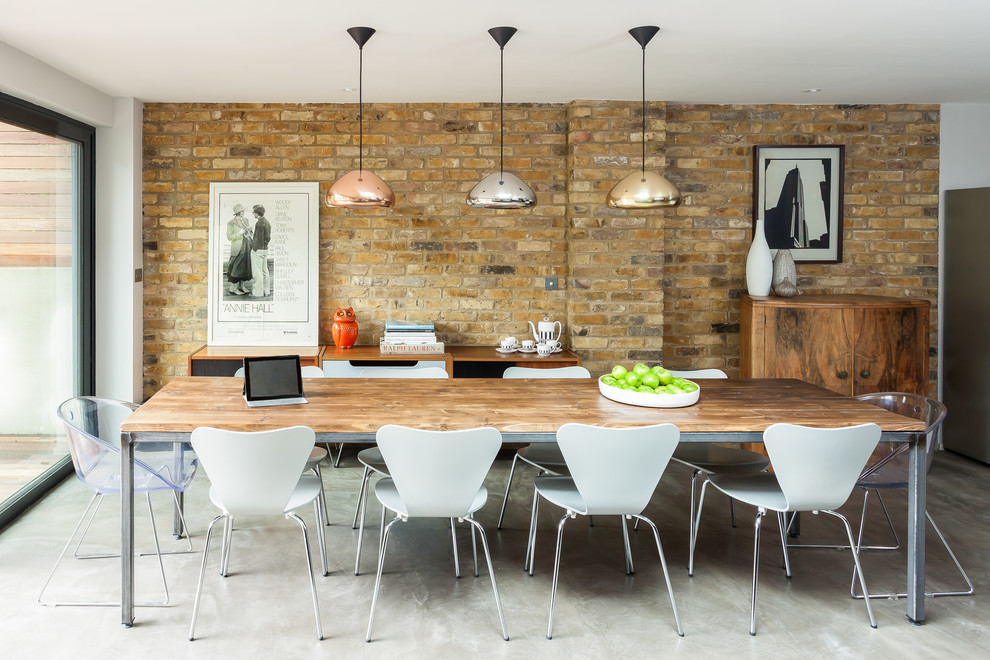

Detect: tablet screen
[243,355,304,401]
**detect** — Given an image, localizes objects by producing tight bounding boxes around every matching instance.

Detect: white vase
[746,218,773,296]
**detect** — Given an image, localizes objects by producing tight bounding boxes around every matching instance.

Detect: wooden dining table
[118,376,930,627]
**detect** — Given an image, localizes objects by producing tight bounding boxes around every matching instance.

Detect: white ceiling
[2,0,990,105]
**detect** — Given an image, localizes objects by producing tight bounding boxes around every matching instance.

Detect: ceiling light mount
[606,25,681,209]
[327,26,395,208]
[466,26,537,209]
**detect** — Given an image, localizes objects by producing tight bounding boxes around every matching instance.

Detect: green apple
[636,385,656,394]
[656,368,674,385]
[601,375,619,387]
[640,371,661,388]
[633,363,651,376]
[611,364,628,379]
[624,371,642,387]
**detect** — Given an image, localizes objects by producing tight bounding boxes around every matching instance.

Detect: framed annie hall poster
[207,182,319,346]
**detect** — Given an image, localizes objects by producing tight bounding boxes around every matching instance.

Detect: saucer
[552,347,562,353]
[495,347,518,354]
[516,347,537,353]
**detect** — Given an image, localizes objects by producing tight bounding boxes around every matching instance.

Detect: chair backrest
[669,368,728,379]
[555,423,680,515]
[763,423,882,511]
[190,426,315,515]
[56,397,137,491]
[854,392,946,481]
[358,366,449,379]
[375,425,501,517]
[232,365,325,378]
[502,366,591,379]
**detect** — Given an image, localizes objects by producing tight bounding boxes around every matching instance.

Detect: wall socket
[544,276,558,290]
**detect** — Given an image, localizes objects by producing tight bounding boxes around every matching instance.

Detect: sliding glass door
[0,92,94,527]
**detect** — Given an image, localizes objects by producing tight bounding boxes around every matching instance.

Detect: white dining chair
[705,422,881,635]
[188,425,327,641]
[497,365,591,530]
[352,364,450,575]
[39,397,198,607]
[664,368,772,576]
[234,364,334,520]
[366,424,508,642]
[527,422,683,639]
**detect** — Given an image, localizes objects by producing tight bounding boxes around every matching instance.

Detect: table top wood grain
[121,376,925,442]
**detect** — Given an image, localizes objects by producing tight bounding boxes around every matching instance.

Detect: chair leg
[469,514,479,577]
[777,511,792,577]
[352,465,372,529]
[497,453,521,529]
[331,443,344,468]
[312,462,330,526]
[689,477,713,577]
[286,512,324,640]
[547,512,574,640]
[367,515,403,642]
[750,508,765,636]
[632,514,684,637]
[353,467,373,575]
[313,499,328,576]
[526,486,541,575]
[463,516,510,640]
[851,509,975,599]
[824,509,877,628]
[190,514,224,640]
[450,518,461,578]
[220,515,234,577]
[621,515,635,575]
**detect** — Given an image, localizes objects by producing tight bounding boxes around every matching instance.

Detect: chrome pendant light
[327,26,395,208]
[606,26,681,209]
[467,26,537,209]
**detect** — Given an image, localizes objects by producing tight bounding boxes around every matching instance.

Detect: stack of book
[379,321,444,354]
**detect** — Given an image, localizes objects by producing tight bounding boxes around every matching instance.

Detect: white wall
[1,40,143,401]
[937,103,990,396]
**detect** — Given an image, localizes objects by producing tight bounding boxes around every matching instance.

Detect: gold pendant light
[606,26,681,209]
[327,26,395,208]
[467,26,537,209]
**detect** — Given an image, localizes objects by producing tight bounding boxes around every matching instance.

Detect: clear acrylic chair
[39,396,198,607]
[849,392,973,599]
[189,425,327,641]
[352,365,450,575]
[366,424,508,642]
[497,366,591,530]
[526,422,683,639]
[665,369,772,576]
[705,422,881,635]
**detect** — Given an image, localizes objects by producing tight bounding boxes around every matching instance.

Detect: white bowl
[598,376,700,408]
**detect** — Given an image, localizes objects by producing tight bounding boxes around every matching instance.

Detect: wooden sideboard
[740,294,930,397]
[188,344,582,378]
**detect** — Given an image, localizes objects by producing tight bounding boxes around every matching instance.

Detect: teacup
[542,339,561,352]
[521,339,536,351]
[536,342,554,357]
[500,336,518,350]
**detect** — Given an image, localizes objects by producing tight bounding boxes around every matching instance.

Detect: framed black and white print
[753,145,844,263]
[207,182,319,346]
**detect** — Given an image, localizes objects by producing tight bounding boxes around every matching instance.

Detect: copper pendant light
[327,26,395,208]
[467,26,537,209]
[606,26,681,209]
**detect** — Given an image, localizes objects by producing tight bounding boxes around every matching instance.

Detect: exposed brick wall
[663,104,940,393]
[142,101,939,398]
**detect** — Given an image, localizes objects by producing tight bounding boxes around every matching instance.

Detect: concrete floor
[1,447,987,659]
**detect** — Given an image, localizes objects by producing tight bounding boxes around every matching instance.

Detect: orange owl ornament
[332,307,358,348]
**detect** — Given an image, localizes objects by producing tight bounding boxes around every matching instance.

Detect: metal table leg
[906,431,927,624]
[121,431,135,627]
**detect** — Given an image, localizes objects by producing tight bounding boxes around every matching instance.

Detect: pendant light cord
[641,45,646,179]
[358,44,364,175]
[499,44,505,178]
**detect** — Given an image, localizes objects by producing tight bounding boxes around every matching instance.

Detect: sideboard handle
[838,371,849,379]
[860,369,871,379]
